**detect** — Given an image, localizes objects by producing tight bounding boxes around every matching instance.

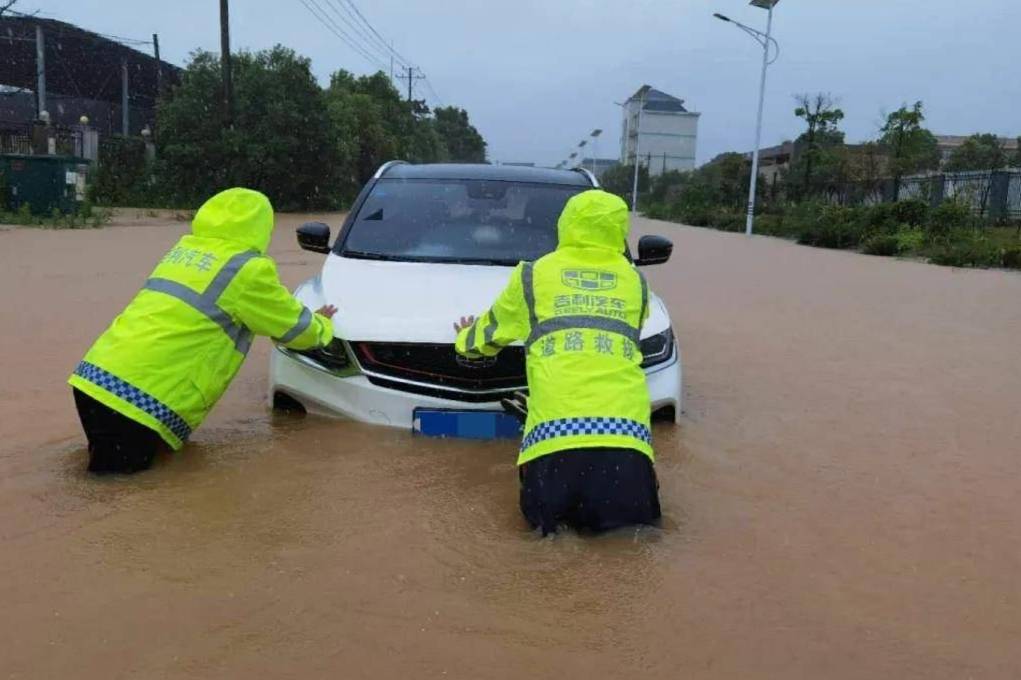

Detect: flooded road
[2,212,1020,678]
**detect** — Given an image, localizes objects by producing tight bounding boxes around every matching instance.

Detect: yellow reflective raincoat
[68,188,333,450]
[455,190,652,465]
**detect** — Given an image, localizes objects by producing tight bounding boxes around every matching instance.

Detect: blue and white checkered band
[74,361,192,442]
[521,417,651,451]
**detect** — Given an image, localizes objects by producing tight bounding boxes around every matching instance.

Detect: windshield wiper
[342,250,406,261]
[342,251,523,266]
[452,258,522,266]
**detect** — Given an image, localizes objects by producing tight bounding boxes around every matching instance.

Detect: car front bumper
[269,344,683,429]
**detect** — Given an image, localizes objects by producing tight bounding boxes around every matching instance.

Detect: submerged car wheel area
[269,162,682,429]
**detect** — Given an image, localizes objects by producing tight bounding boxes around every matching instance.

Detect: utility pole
[152,33,163,100]
[121,59,130,135]
[398,65,424,102]
[35,24,45,118]
[219,0,233,126]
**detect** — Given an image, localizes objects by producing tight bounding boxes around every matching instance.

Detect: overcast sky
[25,0,1021,166]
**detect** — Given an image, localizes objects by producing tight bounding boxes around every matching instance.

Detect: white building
[620,85,700,176]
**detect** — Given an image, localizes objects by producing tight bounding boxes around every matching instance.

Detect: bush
[927,234,1001,267]
[784,200,822,232]
[795,204,865,249]
[710,208,744,232]
[755,213,787,237]
[862,203,898,235]
[799,221,863,249]
[91,136,150,206]
[679,204,713,227]
[1000,245,1021,269]
[928,200,972,241]
[862,233,901,256]
[644,202,670,220]
[894,227,926,252]
[892,199,930,227]
[861,226,924,256]
[0,201,110,229]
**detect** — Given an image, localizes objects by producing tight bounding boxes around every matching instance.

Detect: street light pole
[630,92,645,213]
[590,129,602,175]
[715,1,780,236]
[746,5,773,236]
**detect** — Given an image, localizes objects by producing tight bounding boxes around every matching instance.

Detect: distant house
[736,141,795,185]
[620,86,700,176]
[934,135,1019,164]
[734,135,1020,182]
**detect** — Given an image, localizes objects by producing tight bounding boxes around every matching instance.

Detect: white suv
[269,162,682,427]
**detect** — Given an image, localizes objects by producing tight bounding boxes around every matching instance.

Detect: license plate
[412,408,522,440]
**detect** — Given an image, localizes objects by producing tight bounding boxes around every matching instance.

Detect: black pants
[519,447,661,536]
[72,388,163,474]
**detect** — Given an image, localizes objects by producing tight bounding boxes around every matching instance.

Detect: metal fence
[1,119,97,158]
[824,170,1021,220]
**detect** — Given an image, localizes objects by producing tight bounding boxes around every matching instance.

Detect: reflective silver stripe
[526,315,640,348]
[234,327,254,355]
[143,276,252,355]
[144,278,233,332]
[482,310,499,349]
[204,250,260,301]
[465,318,479,351]
[521,262,538,333]
[277,307,312,344]
[636,268,649,326]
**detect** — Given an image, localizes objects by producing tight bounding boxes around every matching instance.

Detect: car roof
[379,162,594,187]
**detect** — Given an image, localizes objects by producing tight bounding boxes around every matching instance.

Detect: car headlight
[292,338,354,373]
[640,328,674,368]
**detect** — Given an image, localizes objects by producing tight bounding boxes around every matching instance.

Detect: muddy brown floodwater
[1,210,1020,679]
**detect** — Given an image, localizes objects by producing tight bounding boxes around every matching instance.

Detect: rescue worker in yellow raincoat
[68,188,336,474]
[455,189,660,534]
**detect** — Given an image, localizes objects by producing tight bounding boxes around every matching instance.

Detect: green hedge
[646,197,1020,270]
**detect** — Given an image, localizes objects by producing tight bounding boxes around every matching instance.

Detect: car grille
[350,342,527,393]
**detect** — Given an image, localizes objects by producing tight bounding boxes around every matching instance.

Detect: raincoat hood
[191,188,274,254]
[556,189,629,254]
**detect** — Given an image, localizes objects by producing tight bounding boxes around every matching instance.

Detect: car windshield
[339,178,585,265]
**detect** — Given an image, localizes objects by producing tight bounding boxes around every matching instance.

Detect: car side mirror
[635,234,673,266]
[297,222,331,254]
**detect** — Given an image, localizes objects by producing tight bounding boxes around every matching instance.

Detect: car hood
[299,254,671,343]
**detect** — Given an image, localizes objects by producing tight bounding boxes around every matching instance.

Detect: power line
[337,0,411,68]
[296,0,388,72]
[319,0,402,69]
[301,0,387,70]
[298,0,447,110]
[422,76,444,108]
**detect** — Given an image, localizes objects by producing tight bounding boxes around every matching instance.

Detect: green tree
[601,163,648,207]
[698,152,753,207]
[879,102,941,199]
[790,93,846,198]
[150,47,487,210]
[945,133,1007,172]
[326,72,464,176]
[157,47,340,210]
[433,106,487,163]
[324,70,399,188]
